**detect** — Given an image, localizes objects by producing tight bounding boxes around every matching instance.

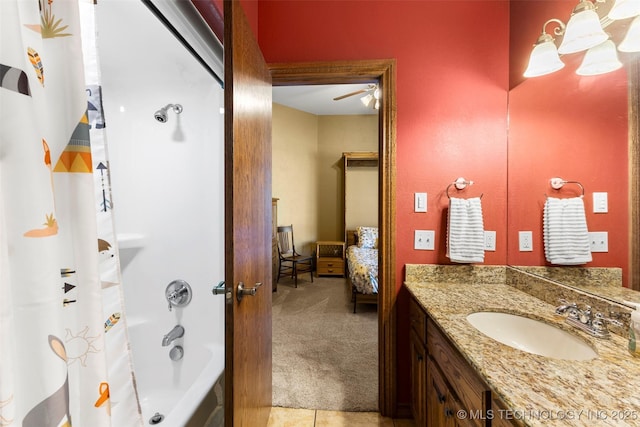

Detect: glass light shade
[618,15,640,52]
[608,0,640,20]
[523,41,566,77]
[576,40,623,75]
[558,9,608,54]
[361,93,373,107]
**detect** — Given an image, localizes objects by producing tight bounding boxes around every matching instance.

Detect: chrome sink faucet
[555,301,579,316]
[555,299,621,339]
[162,325,184,346]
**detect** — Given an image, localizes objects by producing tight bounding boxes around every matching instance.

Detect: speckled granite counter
[405,265,640,427]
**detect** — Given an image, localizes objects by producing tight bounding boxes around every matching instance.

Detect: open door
[224,0,273,426]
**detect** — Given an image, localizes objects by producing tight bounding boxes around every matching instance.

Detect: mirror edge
[630,56,639,291]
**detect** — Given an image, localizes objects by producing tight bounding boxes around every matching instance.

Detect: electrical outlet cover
[484,231,496,251]
[519,231,533,252]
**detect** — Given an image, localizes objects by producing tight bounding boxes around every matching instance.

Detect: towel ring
[446,177,483,199]
[549,177,585,197]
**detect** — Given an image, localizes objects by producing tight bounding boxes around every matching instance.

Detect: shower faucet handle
[165,279,192,311]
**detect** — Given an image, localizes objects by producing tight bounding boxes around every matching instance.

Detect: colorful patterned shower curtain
[0,0,140,426]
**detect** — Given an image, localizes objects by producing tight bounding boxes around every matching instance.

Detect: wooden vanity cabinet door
[427,358,477,427]
[426,358,448,427]
[410,297,427,340]
[409,297,428,426]
[410,331,427,426]
[427,319,490,427]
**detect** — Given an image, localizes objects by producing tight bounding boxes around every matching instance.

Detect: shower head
[154,103,183,123]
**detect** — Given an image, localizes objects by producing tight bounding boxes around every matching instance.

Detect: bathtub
[127,318,225,426]
[97,0,227,424]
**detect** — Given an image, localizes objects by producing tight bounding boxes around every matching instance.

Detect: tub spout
[162,325,184,346]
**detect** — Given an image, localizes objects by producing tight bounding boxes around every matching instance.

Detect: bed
[346,227,379,313]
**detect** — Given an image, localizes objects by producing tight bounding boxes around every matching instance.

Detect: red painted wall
[509,1,629,285]
[256,0,510,409]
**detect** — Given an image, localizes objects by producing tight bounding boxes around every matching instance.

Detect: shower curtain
[0,0,140,425]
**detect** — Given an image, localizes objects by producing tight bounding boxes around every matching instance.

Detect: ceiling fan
[333,84,381,109]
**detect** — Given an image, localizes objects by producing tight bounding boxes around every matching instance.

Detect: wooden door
[224,0,273,426]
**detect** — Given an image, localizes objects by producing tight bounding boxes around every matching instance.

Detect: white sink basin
[466,312,598,361]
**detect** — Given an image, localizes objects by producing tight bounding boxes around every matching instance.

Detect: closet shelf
[343,151,378,168]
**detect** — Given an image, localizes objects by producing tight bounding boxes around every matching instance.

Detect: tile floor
[268,407,416,427]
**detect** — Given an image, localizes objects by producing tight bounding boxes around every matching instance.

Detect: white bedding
[346,245,379,295]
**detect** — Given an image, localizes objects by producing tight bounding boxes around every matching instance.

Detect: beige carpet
[272,276,378,411]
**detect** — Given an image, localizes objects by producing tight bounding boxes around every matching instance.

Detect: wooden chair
[276,225,313,288]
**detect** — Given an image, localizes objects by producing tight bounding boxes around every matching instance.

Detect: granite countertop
[405,281,640,427]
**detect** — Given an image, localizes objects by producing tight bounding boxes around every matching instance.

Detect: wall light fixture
[524,19,567,77]
[618,15,640,51]
[609,0,640,19]
[558,0,609,54]
[524,0,640,78]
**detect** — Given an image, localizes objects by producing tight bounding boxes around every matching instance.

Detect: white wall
[96,0,225,385]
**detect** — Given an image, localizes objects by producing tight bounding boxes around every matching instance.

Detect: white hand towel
[543,197,592,265]
[446,197,485,263]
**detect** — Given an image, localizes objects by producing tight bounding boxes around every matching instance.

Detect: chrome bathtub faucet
[162,325,185,346]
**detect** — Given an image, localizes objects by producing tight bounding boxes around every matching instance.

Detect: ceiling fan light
[618,15,640,52]
[523,38,565,77]
[374,99,380,110]
[361,93,373,107]
[558,3,608,54]
[608,0,640,20]
[576,39,623,75]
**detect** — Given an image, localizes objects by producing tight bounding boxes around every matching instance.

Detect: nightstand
[316,241,346,277]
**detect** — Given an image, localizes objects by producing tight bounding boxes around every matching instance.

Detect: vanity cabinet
[410,294,501,427]
[427,358,476,427]
[427,319,489,427]
[410,297,427,426]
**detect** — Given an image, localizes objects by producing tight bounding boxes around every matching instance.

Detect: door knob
[237,282,262,302]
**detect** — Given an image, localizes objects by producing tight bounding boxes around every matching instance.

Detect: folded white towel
[543,197,592,265]
[446,197,485,263]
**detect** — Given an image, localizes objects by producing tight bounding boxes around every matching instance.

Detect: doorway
[271,83,379,411]
[270,60,397,416]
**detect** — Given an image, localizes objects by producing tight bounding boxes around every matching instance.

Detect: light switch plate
[589,231,608,252]
[414,230,435,250]
[414,192,427,212]
[593,192,608,213]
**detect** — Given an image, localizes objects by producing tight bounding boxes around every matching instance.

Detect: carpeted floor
[272,275,378,412]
